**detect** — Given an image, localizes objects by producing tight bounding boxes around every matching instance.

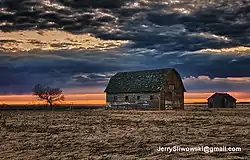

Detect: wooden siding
[106,92,160,109]
[163,71,184,109]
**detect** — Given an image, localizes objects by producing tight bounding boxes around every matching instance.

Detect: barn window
[125,96,129,101]
[150,95,153,100]
[137,96,140,100]
[114,96,118,101]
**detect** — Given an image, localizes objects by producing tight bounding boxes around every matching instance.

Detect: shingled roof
[104,68,184,93]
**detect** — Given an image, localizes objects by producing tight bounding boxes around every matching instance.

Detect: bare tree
[33,84,65,109]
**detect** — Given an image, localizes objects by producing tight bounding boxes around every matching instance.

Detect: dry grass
[0,107,250,160]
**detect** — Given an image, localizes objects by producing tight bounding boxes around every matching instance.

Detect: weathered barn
[104,68,186,110]
[207,93,236,108]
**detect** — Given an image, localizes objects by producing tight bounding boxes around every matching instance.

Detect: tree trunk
[48,101,53,110]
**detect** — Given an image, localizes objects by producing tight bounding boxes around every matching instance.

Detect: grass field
[0,106,249,160]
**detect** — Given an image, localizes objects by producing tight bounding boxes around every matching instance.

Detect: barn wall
[159,91,165,110]
[230,101,236,108]
[164,71,184,109]
[106,92,161,109]
[180,91,184,109]
[208,96,223,108]
[226,100,236,108]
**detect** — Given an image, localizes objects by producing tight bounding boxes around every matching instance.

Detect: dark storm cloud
[1,48,250,94]
[1,0,250,48]
[173,54,250,78]
[0,50,127,93]
[0,47,160,94]
[183,76,250,92]
[1,0,250,94]
[126,48,250,78]
[71,73,113,87]
[2,47,250,94]
[1,0,250,52]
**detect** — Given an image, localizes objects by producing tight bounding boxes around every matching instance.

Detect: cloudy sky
[1,0,250,104]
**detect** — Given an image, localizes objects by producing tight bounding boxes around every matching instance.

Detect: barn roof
[104,68,185,93]
[207,93,237,101]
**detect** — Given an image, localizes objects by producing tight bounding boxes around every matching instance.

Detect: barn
[104,68,186,110]
[207,93,236,108]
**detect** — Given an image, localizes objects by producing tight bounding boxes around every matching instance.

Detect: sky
[1,0,250,104]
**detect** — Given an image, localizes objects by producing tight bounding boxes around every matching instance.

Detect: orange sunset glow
[1,92,250,105]
[0,94,106,105]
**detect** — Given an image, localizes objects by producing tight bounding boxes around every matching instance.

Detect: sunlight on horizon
[1,92,250,105]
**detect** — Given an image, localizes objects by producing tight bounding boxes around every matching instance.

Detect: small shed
[207,93,236,108]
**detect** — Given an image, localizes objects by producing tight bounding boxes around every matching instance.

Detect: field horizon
[0,102,249,112]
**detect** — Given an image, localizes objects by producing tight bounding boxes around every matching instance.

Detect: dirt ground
[0,107,249,160]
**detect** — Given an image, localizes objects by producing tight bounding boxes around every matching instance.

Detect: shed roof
[104,68,185,93]
[207,93,237,101]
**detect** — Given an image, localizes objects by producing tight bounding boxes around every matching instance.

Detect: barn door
[221,98,226,108]
[175,100,180,108]
[165,100,172,109]
[164,91,173,109]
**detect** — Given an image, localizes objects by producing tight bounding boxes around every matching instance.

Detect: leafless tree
[33,84,65,109]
